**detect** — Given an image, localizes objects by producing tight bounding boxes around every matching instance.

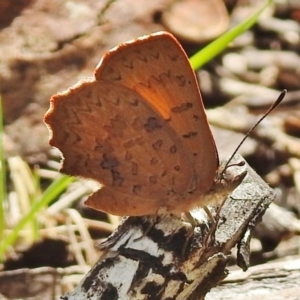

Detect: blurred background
[0,0,300,299]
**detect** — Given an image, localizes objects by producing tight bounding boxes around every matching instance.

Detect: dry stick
[62,155,275,300]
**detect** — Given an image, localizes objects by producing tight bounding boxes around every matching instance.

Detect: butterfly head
[208,159,247,204]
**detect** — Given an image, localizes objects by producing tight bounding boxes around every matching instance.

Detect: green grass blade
[0,97,5,241]
[31,166,42,240]
[189,0,273,70]
[0,175,74,259]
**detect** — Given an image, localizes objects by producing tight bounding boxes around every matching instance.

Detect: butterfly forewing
[45,32,219,216]
[95,31,218,198]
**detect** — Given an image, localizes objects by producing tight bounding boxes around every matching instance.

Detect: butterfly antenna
[222,89,287,173]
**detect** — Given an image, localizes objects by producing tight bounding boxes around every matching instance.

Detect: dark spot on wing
[153,139,163,150]
[132,162,138,175]
[133,185,141,194]
[149,176,157,184]
[144,117,162,132]
[175,75,186,86]
[100,154,123,186]
[171,102,193,113]
[170,145,177,153]
[150,157,159,165]
[125,151,132,160]
[130,98,139,106]
[183,132,198,138]
[112,170,123,186]
[100,154,119,169]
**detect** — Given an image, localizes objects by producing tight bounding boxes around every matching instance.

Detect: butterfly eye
[220,160,246,181]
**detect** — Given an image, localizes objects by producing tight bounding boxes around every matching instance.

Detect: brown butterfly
[44,32,245,216]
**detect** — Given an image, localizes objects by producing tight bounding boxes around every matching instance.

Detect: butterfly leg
[202,205,221,248]
[202,195,232,248]
[182,211,213,257]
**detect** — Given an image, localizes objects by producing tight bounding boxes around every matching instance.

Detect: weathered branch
[62,154,275,300]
